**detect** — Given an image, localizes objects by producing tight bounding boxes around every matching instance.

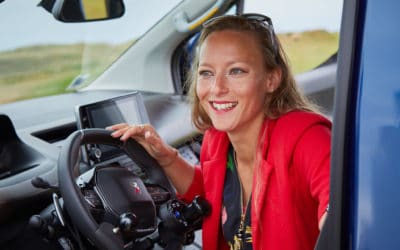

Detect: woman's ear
[265,68,282,93]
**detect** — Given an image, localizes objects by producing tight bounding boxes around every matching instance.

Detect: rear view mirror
[39,0,125,22]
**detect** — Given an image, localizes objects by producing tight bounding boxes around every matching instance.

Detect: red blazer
[181,111,331,250]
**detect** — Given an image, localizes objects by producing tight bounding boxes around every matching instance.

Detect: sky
[0,0,343,52]
[244,0,343,33]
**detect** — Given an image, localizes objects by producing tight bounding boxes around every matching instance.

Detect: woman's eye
[229,68,246,77]
[199,70,213,79]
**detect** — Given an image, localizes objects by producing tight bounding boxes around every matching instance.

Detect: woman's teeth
[212,102,237,111]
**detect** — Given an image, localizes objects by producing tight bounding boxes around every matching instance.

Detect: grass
[0,30,338,104]
[278,30,340,73]
[0,42,131,104]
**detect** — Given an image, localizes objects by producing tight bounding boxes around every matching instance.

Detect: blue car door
[316,0,400,249]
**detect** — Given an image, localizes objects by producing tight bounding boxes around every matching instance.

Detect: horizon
[0,0,343,52]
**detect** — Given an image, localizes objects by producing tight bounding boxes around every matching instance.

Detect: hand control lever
[31,176,58,190]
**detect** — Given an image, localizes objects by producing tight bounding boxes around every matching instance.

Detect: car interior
[0,0,339,249]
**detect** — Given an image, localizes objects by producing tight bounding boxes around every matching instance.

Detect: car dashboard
[0,90,202,224]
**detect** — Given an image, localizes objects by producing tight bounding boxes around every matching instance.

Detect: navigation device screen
[75,92,149,164]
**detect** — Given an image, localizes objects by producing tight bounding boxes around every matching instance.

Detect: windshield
[0,0,181,104]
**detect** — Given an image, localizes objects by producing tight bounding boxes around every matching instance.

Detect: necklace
[233,150,248,248]
[233,150,249,213]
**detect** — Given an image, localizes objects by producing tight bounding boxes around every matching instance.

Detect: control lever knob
[182,195,211,225]
[89,147,102,161]
[31,176,58,190]
[29,214,55,239]
[113,212,137,234]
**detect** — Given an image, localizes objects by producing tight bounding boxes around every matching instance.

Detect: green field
[278,30,339,73]
[0,43,131,104]
[0,30,338,104]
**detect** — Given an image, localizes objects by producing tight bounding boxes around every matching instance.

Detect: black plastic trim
[31,122,77,143]
[315,0,365,249]
[0,114,46,179]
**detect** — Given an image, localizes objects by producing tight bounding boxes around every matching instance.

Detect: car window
[0,0,182,104]
[174,0,342,95]
[244,0,342,74]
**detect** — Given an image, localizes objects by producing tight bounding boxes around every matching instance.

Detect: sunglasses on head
[203,13,277,55]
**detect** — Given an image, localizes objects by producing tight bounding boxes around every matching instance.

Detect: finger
[144,131,167,156]
[106,123,129,130]
[111,123,146,139]
[120,125,147,141]
[110,126,130,138]
[137,123,152,133]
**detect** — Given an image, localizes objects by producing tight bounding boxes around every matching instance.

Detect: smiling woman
[187,15,331,250]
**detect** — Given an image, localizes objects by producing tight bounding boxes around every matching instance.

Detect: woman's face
[196,30,277,133]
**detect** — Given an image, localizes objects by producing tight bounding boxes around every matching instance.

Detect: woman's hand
[107,123,178,168]
[108,123,195,195]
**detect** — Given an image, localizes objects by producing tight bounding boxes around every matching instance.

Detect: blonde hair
[187,15,318,132]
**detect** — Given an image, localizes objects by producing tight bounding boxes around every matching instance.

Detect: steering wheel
[58,128,175,250]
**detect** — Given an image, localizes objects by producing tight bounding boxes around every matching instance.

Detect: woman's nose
[210,73,229,94]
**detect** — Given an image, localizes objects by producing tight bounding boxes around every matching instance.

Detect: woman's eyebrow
[199,60,251,68]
